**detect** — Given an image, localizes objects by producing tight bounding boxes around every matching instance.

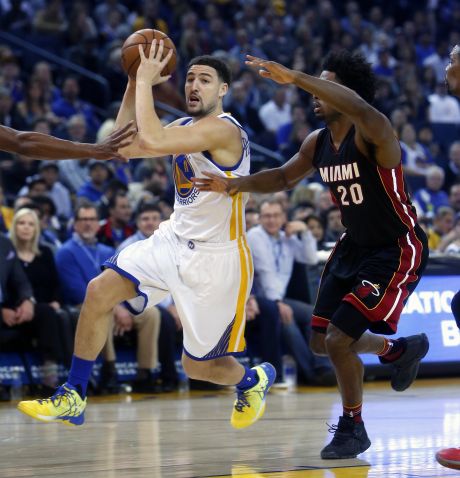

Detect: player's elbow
[15,132,38,156]
[276,169,291,190]
[137,135,151,153]
[120,136,154,159]
[357,103,387,128]
[352,99,374,119]
[137,135,165,157]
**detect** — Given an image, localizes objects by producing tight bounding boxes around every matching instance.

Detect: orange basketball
[121,29,177,79]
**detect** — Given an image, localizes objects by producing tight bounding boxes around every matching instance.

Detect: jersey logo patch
[173,155,199,205]
[356,280,381,298]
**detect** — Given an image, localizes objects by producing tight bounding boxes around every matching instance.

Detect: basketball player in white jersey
[18,41,276,430]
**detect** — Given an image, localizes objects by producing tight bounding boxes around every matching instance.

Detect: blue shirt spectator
[77,160,111,204]
[52,77,100,132]
[56,204,114,305]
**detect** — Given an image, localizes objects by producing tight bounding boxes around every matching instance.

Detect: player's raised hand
[191,172,239,195]
[245,55,295,84]
[93,121,136,161]
[137,39,173,86]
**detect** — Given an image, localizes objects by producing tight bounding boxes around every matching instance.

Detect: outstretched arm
[114,78,137,133]
[129,39,241,164]
[0,123,135,160]
[114,77,140,158]
[246,55,400,168]
[192,129,320,194]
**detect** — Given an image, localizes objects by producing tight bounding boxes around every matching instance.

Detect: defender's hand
[245,55,295,84]
[191,172,240,195]
[93,121,136,161]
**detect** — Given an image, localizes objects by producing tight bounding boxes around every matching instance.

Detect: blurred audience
[413,166,450,219]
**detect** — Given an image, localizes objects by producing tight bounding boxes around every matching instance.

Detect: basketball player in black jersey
[434,44,460,471]
[193,50,430,459]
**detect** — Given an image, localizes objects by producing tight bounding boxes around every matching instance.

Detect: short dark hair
[260,197,285,212]
[108,190,128,210]
[26,175,47,188]
[187,55,232,85]
[245,207,260,215]
[105,178,128,195]
[325,205,340,217]
[136,201,162,218]
[74,199,98,219]
[305,213,324,227]
[32,195,57,217]
[322,50,376,104]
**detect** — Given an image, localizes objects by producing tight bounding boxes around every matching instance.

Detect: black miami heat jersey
[312,126,418,247]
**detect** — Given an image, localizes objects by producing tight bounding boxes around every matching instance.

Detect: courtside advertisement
[362,275,460,365]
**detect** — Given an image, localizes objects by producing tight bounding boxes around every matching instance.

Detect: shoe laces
[38,387,80,414]
[235,390,251,412]
[326,421,353,445]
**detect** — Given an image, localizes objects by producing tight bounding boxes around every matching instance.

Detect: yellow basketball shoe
[231,362,276,429]
[17,383,86,426]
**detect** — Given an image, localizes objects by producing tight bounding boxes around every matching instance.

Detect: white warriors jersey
[169,113,251,243]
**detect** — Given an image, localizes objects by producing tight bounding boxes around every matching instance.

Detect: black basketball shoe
[321,416,371,459]
[385,333,429,392]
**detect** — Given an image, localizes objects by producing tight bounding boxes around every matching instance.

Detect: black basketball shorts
[312,225,428,339]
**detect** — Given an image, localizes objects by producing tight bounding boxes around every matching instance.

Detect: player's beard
[187,100,217,119]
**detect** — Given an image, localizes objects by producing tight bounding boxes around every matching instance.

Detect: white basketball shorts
[104,220,253,360]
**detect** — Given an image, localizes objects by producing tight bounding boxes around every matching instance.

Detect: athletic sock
[236,367,259,391]
[378,337,407,363]
[343,402,363,423]
[67,355,95,398]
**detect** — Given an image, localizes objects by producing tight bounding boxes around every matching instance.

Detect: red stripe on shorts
[312,314,330,330]
[343,227,423,331]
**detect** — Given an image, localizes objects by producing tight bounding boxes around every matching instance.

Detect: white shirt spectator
[247,224,317,301]
[423,51,450,83]
[401,141,433,176]
[58,159,90,194]
[258,88,292,133]
[428,91,460,124]
[18,180,72,219]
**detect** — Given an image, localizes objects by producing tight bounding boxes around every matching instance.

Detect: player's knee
[85,275,120,311]
[181,355,208,380]
[85,276,106,304]
[310,332,328,356]
[324,326,350,357]
[85,270,136,311]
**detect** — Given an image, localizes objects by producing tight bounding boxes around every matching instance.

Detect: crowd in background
[0,0,460,399]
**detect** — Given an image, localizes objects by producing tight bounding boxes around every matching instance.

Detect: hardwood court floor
[1,379,460,478]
